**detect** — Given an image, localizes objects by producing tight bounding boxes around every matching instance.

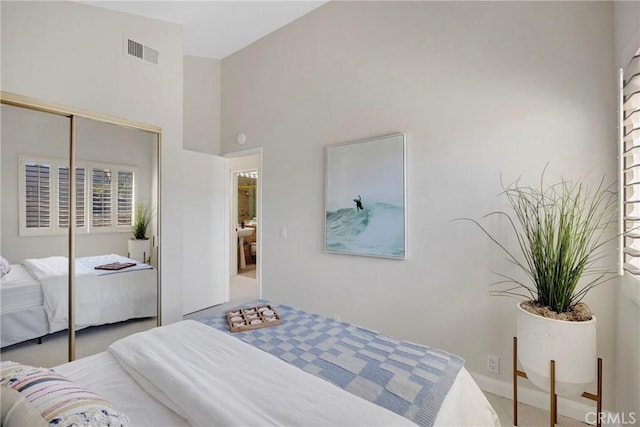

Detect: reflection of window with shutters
[92,167,112,228]
[19,155,137,236]
[24,161,50,229]
[117,171,134,226]
[58,166,85,229]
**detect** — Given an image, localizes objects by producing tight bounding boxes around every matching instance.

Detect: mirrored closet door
[74,117,159,360]
[0,94,161,367]
[1,104,71,367]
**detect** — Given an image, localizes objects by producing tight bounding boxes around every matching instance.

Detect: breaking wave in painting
[326,201,405,258]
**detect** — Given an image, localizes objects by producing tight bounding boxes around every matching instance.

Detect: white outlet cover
[487,355,500,373]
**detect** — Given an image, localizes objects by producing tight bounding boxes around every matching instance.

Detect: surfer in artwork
[353,195,364,212]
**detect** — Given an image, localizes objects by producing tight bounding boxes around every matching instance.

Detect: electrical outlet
[487,355,500,374]
[332,314,341,321]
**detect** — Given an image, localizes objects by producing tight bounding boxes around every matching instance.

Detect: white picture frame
[325,133,407,259]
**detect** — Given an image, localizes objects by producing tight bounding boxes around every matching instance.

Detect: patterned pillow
[0,361,129,427]
[0,256,10,277]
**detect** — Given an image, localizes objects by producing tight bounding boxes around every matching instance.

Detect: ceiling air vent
[128,39,143,59]
[125,37,159,66]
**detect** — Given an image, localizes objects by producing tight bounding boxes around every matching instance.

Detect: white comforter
[23,256,100,333]
[22,255,155,334]
[108,320,417,427]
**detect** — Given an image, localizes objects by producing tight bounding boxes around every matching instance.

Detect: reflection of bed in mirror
[1,254,157,348]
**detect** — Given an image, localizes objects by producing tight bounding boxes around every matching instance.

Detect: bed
[6,301,501,427]
[0,254,157,348]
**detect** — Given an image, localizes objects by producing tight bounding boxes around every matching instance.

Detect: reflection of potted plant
[128,203,153,263]
[459,169,616,397]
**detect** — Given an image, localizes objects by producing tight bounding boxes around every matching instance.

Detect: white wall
[184,55,221,155]
[1,1,184,324]
[616,278,640,417]
[614,0,640,68]
[221,1,619,411]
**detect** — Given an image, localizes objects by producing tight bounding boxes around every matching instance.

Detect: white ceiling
[81,1,327,59]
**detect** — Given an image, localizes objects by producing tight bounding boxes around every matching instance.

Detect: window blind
[20,155,136,235]
[24,162,51,229]
[92,168,112,228]
[623,54,640,274]
[117,170,134,226]
[58,166,86,228]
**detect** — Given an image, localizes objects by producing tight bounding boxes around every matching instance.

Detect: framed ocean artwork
[325,133,406,259]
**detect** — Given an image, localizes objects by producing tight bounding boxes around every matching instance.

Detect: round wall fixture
[236,133,247,145]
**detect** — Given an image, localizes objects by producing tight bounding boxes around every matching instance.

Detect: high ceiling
[81,1,327,59]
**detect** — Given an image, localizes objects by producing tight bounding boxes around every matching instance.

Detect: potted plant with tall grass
[128,203,153,263]
[459,169,616,397]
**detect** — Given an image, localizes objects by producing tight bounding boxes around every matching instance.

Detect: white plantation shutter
[58,166,86,228]
[117,170,134,226]
[92,167,112,228]
[58,166,69,227]
[623,53,640,274]
[76,168,86,228]
[20,156,136,235]
[24,162,51,229]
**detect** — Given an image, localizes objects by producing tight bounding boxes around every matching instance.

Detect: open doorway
[226,150,261,304]
[235,169,257,277]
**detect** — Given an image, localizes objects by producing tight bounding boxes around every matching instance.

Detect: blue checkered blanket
[199,301,464,426]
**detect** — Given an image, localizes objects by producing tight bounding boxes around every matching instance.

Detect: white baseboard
[470,371,611,425]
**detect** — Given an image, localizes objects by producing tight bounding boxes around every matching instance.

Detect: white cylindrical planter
[516,302,597,397]
[128,238,151,263]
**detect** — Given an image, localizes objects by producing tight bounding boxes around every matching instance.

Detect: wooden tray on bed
[226,304,282,333]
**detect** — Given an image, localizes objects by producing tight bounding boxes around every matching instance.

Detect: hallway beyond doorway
[230,272,258,303]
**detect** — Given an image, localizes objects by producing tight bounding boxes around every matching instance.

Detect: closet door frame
[0,91,162,362]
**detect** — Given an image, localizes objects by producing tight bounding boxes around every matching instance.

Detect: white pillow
[0,361,129,426]
[0,256,10,277]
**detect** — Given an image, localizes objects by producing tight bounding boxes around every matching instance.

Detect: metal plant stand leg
[513,337,518,426]
[550,360,557,425]
[513,337,603,427]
